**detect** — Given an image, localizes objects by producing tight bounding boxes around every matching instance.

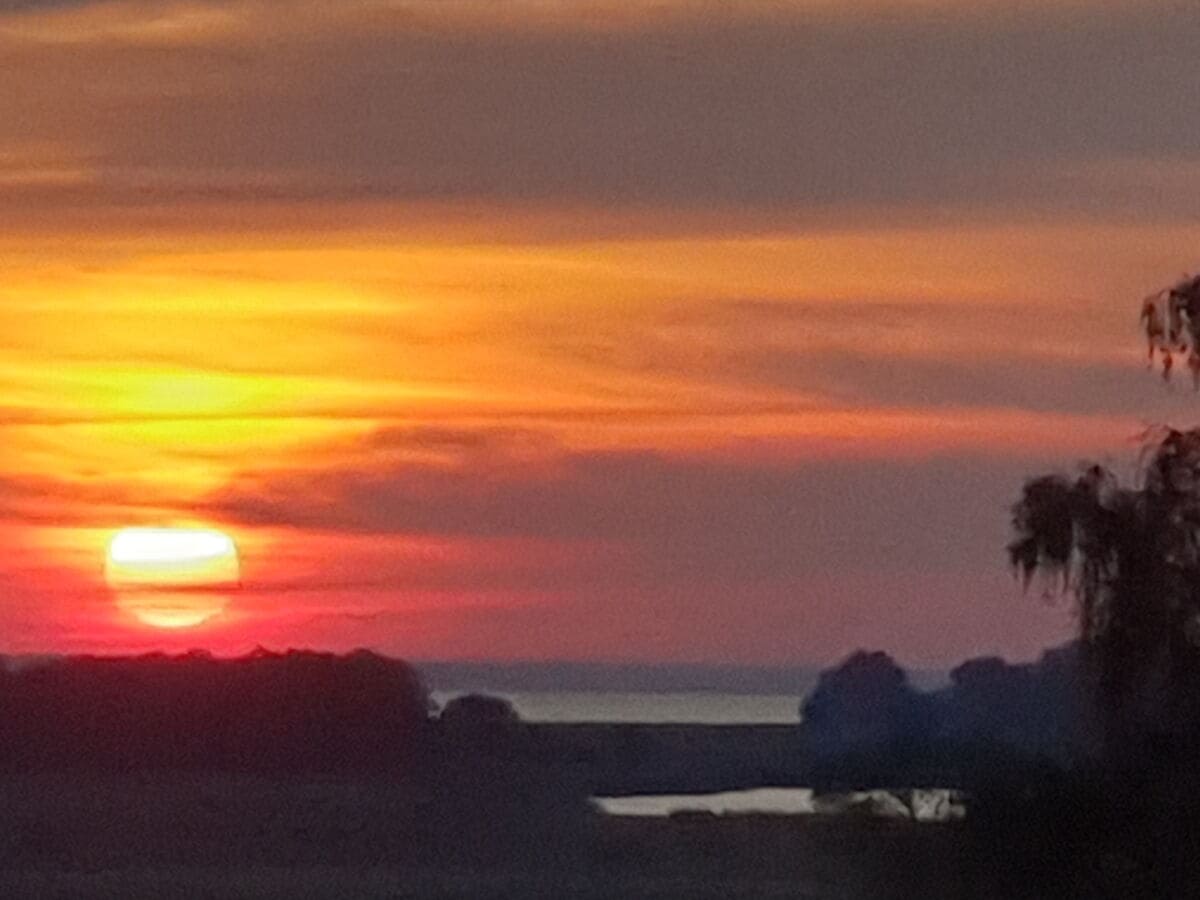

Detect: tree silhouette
[1010,280,1200,723]
[1142,275,1200,385]
[983,281,1200,893]
[440,693,519,730]
[1009,428,1200,721]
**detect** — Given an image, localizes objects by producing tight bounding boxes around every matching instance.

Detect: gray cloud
[200,432,1087,664]
[521,297,1170,419]
[0,1,87,10]
[208,435,1058,590]
[2,1,1199,224]
[721,348,1166,418]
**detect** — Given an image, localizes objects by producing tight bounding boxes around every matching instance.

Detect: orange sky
[1,0,1198,665]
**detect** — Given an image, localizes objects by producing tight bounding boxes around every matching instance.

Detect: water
[422,662,948,724]
[429,689,801,724]
[593,788,966,820]
[594,788,815,817]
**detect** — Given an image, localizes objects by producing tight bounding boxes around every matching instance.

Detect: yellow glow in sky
[0,0,1183,663]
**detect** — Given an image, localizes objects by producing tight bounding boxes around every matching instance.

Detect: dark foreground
[9,652,1191,896]
[0,775,967,899]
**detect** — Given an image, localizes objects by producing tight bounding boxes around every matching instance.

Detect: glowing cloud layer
[0,0,1194,662]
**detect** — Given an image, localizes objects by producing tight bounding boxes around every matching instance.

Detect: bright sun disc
[105,527,240,628]
[109,527,235,564]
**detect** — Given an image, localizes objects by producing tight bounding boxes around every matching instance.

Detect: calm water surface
[593,788,815,817]
[429,690,802,724]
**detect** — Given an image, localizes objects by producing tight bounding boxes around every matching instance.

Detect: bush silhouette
[0,648,432,774]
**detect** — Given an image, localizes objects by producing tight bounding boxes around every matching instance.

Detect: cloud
[0,0,1170,665]
[203,432,1084,663]
[0,0,86,10]
[709,347,1166,418]
[1,0,1199,228]
[508,295,1175,420]
[0,473,155,525]
[207,431,1055,583]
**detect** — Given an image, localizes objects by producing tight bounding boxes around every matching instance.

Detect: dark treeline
[0,649,600,876]
[0,644,1143,895]
[0,649,432,774]
[0,644,1089,789]
[2,640,1190,895]
[798,642,1098,791]
[0,647,805,797]
[0,645,994,897]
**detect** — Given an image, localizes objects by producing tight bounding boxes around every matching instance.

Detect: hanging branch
[1142,274,1200,386]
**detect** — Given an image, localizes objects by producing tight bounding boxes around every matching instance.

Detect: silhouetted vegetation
[801,651,933,754]
[0,648,432,774]
[784,420,1200,893]
[24,400,1200,898]
[971,412,1200,892]
[0,651,604,882]
[440,692,520,732]
[1010,427,1200,749]
[1142,275,1200,384]
[796,643,1096,792]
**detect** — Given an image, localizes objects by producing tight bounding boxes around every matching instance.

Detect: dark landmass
[0,772,972,898]
[794,641,1100,791]
[0,646,1063,791]
[0,648,432,775]
[540,640,1097,797]
[533,723,805,795]
[0,646,1127,897]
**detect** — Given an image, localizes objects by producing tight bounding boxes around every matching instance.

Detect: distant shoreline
[429,688,803,724]
[416,659,950,697]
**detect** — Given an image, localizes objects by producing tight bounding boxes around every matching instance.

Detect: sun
[105,527,240,628]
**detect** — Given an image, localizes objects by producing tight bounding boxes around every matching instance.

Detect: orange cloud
[0,0,1190,662]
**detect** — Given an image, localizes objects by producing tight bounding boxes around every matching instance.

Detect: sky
[2,0,1199,666]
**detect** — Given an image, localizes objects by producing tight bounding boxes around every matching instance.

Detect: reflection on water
[594,788,815,817]
[594,788,968,821]
[115,589,230,629]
